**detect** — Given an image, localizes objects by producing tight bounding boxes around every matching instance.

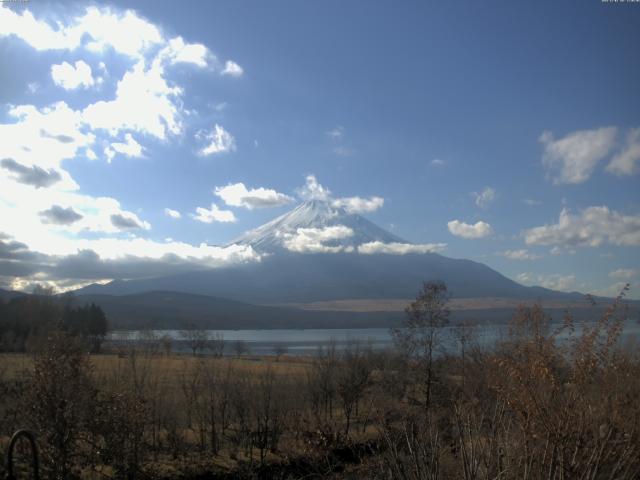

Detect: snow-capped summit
[230,199,404,253]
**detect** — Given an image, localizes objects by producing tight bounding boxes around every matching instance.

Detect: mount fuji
[75,200,578,306]
[231,199,406,253]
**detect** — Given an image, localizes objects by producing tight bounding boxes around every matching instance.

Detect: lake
[107,320,640,356]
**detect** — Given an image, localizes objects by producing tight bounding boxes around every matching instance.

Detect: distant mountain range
[6,200,630,330]
[3,288,622,331]
[76,200,580,303]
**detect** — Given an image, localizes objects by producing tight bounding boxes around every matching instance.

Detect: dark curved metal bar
[5,430,39,480]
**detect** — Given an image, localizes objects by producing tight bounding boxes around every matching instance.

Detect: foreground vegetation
[0,283,638,479]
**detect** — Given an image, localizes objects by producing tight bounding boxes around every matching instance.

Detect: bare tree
[272,343,288,360]
[233,339,248,358]
[160,334,173,356]
[392,281,450,412]
[337,342,373,436]
[452,319,477,391]
[180,325,210,356]
[206,332,225,357]
[26,331,97,479]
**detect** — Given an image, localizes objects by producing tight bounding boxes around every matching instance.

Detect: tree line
[0,289,108,353]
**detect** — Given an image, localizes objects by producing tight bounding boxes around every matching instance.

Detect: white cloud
[164,208,181,219]
[358,241,447,255]
[83,60,183,139]
[542,275,576,291]
[0,232,260,288]
[197,124,236,156]
[81,7,163,57]
[86,148,98,160]
[524,206,640,247]
[515,273,533,283]
[540,127,617,184]
[163,36,209,67]
[516,272,576,292]
[590,282,635,299]
[0,6,163,56]
[282,225,354,253]
[430,158,445,167]
[606,127,640,176]
[221,60,244,77]
[326,126,344,139]
[0,6,84,51]
[473,186,496,209]
[0,175,158,242]
[214,183,293,209]
[447,220,493,239]
[332,196,384,214]
[192,204,236,223]
[296,175,331,201]
[609,268,636,280]
[0,102,93,191]
[549,246,576,256]
[524,198,542,206]
[499,249,542,260]
[51,60,94,90]
[0,4,258,291]
[104,133,143,162]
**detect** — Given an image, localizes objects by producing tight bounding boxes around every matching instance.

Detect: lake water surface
[108,321,640,356]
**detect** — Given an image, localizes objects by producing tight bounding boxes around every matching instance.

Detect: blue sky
[0,0,639,297]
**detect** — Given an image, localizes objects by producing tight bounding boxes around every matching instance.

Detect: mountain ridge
[73,200,590,308]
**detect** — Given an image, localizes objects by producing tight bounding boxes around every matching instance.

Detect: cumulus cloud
[0,102,92,190]
[192,204,236,223]
[516,272,576,292]
[221,60,244,77]
[498,249,542,260]
[296,175,331,201]
[214,183,293,209]
[82,60,183,140]
[163,36,209,67]
[164,208,181,219]
[0,233,260,290]
[0,5,166,56]
[540,127,617,184]
[104,133,144,162]
[524,198,542,206]
[197,124,236,156]
[332,196,384,214]
[524,206,640,247]
[0,4,252,291]
[606,127,640,176]
[447,220,493,239]
[358,241,446,255]
[51,60,94,90]
[473,186,496,209]
[1,158,62,188]
[609,268,636,280]
[282,225,354,253]
[39,205,83,225]
[110,213,151,230]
